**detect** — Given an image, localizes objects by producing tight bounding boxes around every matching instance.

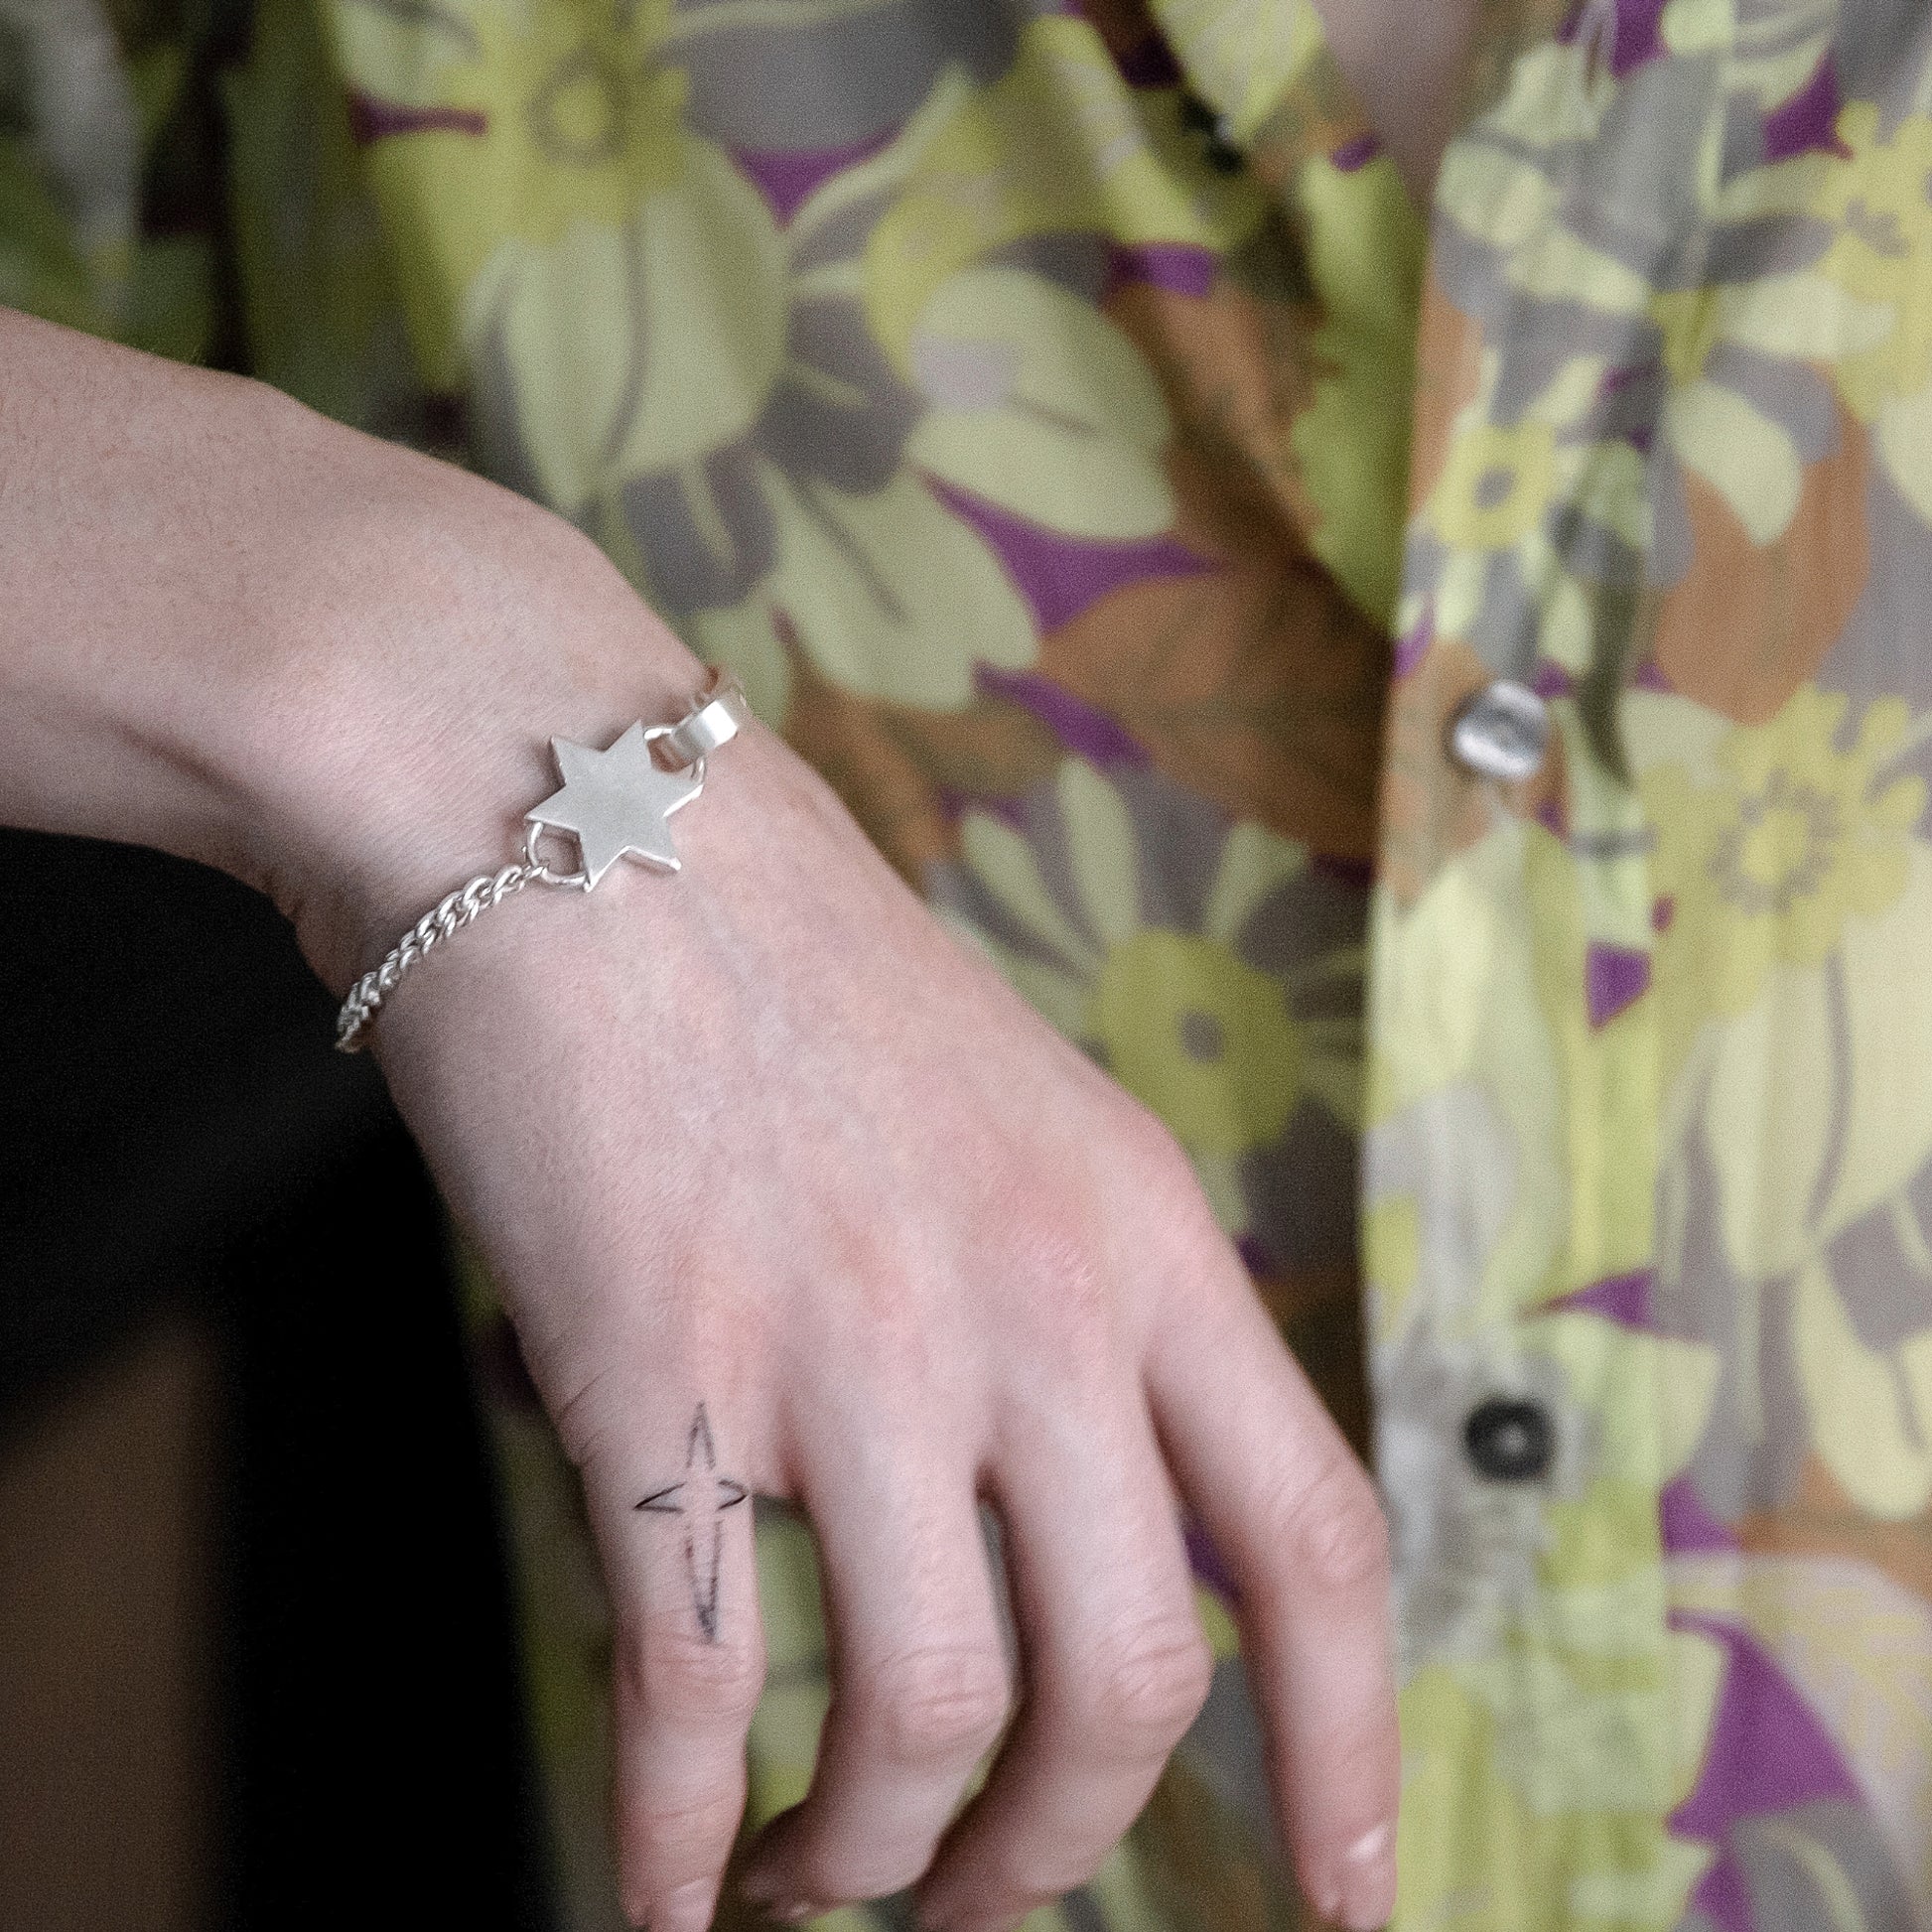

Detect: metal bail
[664,673,753,767]
[1448,678,1551,783]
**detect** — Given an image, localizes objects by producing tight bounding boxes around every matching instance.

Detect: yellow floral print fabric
[13,0,1932,1928]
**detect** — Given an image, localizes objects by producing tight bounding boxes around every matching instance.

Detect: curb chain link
[335,860,544,1052]
[334,672,747,1053]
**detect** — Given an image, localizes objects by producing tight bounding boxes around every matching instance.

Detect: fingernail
[662,1878,719,1932]
[1339,1821,1395,1931]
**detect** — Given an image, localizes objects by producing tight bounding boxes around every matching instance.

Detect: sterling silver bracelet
[335,670,753,1052]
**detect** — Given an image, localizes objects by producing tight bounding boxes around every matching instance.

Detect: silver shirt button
[1449,679,1551,782]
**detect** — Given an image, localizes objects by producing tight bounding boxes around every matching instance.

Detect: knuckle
[619,1615,765,1724]
[1005,1202,1117,1356]
[1118,1103,1205,1210]
[1275,1454,1391,1595]
[873,1644,1012,1763]
[799,1842,927,1905]
[1111,1104,1231,1272]
[1071,1619,1214,1755]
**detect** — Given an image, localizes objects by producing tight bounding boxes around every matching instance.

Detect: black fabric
[0,831,376,1409]
[0,828,552,1929]
[218,1117,554,1932]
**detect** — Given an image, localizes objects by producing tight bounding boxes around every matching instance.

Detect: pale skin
[1,13,1473,1915]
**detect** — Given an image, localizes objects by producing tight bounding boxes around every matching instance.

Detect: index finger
[581,1392,767,1932]
[1145,1268,1400,1932]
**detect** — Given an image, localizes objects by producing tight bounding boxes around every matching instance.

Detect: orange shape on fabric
[1038,537,1388,864]
[779,637,1062,881]
[1650,407,1871,726]
[1733,1451,1932,1605]
[1406,274,1487,518]
[1030,272,1393,864]
[1107,253,1322,555]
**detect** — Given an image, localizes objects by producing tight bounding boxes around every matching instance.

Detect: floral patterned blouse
[11,0,1932,1927]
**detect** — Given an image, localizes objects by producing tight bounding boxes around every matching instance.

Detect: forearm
[0,306,705,991]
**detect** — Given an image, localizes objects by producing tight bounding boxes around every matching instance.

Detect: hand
[0,311,1399,1932]
[303,509,1400,1932]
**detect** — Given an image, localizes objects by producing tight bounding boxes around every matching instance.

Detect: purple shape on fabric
[925,476,1213,634]
[733,128,897,223]
[1106,240,1219,299]
[1544,1269,1654,1327]
[1608,0,1671,73]
[1764,55,1852,163]
[1586,941,1651,1027]
[1653,894,1676,931]
[975,666,1151,767]
[1236,1232,1279,1279]
[1670,1614,1863,1932]
[1660,1474,1740,1554]
[345,91,486,145]
[936,782,1030,827]
[1538,795,1568,837]
[1632,658,1675,692]
[1331,131,1384,172]
[1557,0,1668,78]
[1691,1852,1753,1932]
[1533,660,1577,700]
[1185,1517,1240,1604]
[1112,33,1184,87]
[1312,854,1376,889]
[1598,361,1654,400]
[1393,609,1434,681]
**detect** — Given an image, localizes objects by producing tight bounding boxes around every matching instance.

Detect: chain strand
[333,671,751,1053]
[335,862,545,1052]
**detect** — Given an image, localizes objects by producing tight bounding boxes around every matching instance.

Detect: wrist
[218,411,708,994]
[0,310,710,1001]
[0,301,715,997]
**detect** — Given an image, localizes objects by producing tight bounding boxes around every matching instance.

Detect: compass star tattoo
[634,1404,749,1641]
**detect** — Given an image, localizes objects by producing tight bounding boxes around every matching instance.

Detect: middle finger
[914,1385,1213,1932]
[741,1402,1012,1915]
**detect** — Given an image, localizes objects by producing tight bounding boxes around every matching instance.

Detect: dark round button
[1462,1397,1555,1482]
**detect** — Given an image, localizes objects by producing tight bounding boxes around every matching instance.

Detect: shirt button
[1462,1397,1555,1482]
[1449,679,1551,782]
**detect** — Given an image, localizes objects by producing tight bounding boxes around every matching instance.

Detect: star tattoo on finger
[634,1403,749,1642]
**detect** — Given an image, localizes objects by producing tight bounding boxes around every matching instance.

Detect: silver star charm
[526,724,702,889]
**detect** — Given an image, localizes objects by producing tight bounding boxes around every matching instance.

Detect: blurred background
[0,829,553,1931]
